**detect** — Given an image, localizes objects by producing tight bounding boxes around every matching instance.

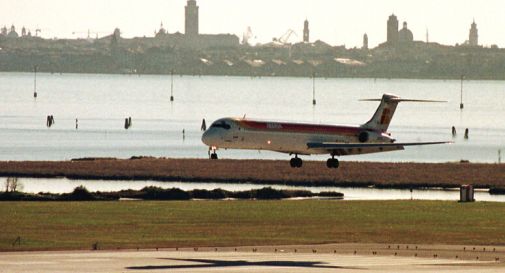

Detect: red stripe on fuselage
[239,119,365,135]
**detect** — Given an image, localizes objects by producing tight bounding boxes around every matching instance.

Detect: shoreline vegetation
[0,157,505,191]
[0,185,343,201]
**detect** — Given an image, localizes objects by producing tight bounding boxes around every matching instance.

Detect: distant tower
[362,33,368,49]
[159,22,166,34]
[303,19,309,43]
[185,0,199,37]
[387,14,399,46]
[155,22,167,38]
[469,20,478,46]
[111,28,121,47]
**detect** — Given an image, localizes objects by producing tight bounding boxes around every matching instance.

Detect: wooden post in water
[33,65,38,99]
[170,70,174,102]
[460,75,464,109]
[312,72,316,106]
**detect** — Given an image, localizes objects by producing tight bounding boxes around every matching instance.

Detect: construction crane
[272,29,297,45]
[33,28,49,37]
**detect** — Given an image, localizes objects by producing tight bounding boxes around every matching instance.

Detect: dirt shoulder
[186,243,505,262]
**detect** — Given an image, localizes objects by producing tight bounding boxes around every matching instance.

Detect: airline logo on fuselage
[266,123,283,129]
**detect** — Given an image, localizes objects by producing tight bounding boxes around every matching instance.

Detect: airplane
[201,93,450,169]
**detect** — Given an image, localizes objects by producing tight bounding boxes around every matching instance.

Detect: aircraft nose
[201,130,210,145]
[201,129,217,146]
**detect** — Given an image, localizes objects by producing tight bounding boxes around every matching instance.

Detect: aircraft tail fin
[360,94,446,132]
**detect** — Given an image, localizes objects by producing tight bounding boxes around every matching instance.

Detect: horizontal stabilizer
[361,93,447,132]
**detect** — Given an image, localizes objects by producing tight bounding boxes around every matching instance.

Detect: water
[12,177,505,202]
[1,72,504,162]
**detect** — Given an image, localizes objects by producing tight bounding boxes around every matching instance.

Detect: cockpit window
[210,120,231,130]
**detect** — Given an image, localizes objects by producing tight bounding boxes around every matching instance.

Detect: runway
[0,249,502,273]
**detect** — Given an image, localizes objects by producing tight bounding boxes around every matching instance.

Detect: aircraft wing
[307,141,451,156]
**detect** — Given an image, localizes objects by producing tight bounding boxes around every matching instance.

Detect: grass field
[1,200,505,251]
[1,158,505,188]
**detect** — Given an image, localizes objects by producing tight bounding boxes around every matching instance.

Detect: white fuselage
[202,118,394,155]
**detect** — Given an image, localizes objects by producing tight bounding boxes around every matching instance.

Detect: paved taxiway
[0,249,503,273]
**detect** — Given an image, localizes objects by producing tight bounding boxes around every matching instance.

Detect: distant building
[155,22,167,38]
[111,28,121,47]
[21,26,27,37]
[147,32,239,50]
[387,14,399,46]
[469,20,478,46]
[303,19,309,43]
[7,25,18,38]
[362,33,368,49]
[144,0,239,49]
[194,34,239,48]
[398,21,413,44]
[185,0,199,37]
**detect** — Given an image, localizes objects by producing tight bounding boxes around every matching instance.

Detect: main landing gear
[289,155,338,169]
[289,155,303,168]
[326,155,339,169]
[209,147,218,160]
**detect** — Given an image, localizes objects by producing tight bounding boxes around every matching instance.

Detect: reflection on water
[13,177,505,202]
[0,73,504,162]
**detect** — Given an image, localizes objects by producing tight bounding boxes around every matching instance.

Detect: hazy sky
[2,0,505,48]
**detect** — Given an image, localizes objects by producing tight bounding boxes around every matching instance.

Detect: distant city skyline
[1,0,505,48]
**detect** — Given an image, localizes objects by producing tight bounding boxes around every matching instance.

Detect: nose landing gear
[326,155,339,169]
[289,155,303,168]
[208,147,218,160]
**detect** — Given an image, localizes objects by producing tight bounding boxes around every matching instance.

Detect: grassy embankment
[0,158,505,188]
[1,200,505,251]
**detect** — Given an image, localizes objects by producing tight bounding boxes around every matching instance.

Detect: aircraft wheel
[290,158,297,168]
[210,153,218,160]
[295,158,303,168]
[326,159,333,168]
[326,158,339,169]
[290,157,303,168]
[333,158,339,169]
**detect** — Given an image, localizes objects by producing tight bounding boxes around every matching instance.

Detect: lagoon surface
[0,72,504,162]
[12,177,505,202]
